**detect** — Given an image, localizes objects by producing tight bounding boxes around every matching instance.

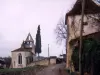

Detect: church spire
[25,33,34,42]
[22,33,34,49]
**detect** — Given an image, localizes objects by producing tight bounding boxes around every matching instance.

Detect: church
[11,33,36,68]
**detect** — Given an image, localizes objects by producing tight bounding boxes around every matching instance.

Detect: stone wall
[11,51,32,68]
[27,58,56,67]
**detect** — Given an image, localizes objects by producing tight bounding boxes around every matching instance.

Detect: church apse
[11,33,35,68]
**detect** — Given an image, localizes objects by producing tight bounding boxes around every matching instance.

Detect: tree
[0,56,11,68]
[55,17,67,44]
[35,25,41,58]
[4,56,11,68]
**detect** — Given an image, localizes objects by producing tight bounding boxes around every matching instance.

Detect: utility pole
[48,44,50,65]
[62,50,63,55]
[62,50,64,59]
[79,0,85,75]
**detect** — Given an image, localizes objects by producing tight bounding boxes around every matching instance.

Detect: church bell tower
[22,33,34,49]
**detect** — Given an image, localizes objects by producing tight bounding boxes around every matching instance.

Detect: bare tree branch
[55,17,67,44]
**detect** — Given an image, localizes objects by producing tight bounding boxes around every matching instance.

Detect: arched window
[18,53,22,64]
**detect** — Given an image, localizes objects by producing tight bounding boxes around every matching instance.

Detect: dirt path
[36,63,66,75]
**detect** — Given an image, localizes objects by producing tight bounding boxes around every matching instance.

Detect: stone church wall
[11,51,32,68]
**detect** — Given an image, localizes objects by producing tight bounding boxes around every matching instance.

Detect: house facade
[11,33,35,68]
[65,0,100,70]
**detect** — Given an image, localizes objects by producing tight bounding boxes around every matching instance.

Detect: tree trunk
[38,53,39,60]
[90,57,94,75]
[82,55,85,75]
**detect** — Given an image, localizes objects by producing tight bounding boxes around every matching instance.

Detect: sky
[0,0,76,57]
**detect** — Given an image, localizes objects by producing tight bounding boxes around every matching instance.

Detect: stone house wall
[66,14,100,69]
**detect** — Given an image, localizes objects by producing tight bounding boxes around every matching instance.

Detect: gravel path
[36,63,66,75]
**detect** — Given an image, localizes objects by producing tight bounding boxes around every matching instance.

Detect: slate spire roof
[25,33,34,42]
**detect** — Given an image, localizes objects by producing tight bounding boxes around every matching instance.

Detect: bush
[0,65,47,73]
[70,72,77,75]
[65,68,70,74]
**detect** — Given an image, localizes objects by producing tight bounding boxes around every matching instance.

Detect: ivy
[72,38,100,74]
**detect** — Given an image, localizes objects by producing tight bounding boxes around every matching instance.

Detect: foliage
[65,68,78,75]
[71,38,100,74]
[0,56,11,68]
[4,56,11,68]
[0,65,47,73]
[65,68,71,74]
[35,25,41,56]
[70,72,77,75]
[71,46,79,71]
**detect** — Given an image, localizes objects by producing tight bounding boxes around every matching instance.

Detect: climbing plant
[71,38,100,74]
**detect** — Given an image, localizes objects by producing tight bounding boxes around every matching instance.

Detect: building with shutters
[65,0,100,71]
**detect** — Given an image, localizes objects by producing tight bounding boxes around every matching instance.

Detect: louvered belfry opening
[21,33,34,49]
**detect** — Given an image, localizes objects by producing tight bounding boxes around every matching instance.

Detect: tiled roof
[11,48,32,52]
[66,0,100,16]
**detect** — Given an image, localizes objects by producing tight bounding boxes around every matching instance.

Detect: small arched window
[18,53,22,64]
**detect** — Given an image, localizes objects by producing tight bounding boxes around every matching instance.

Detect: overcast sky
[0,0,76,57]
